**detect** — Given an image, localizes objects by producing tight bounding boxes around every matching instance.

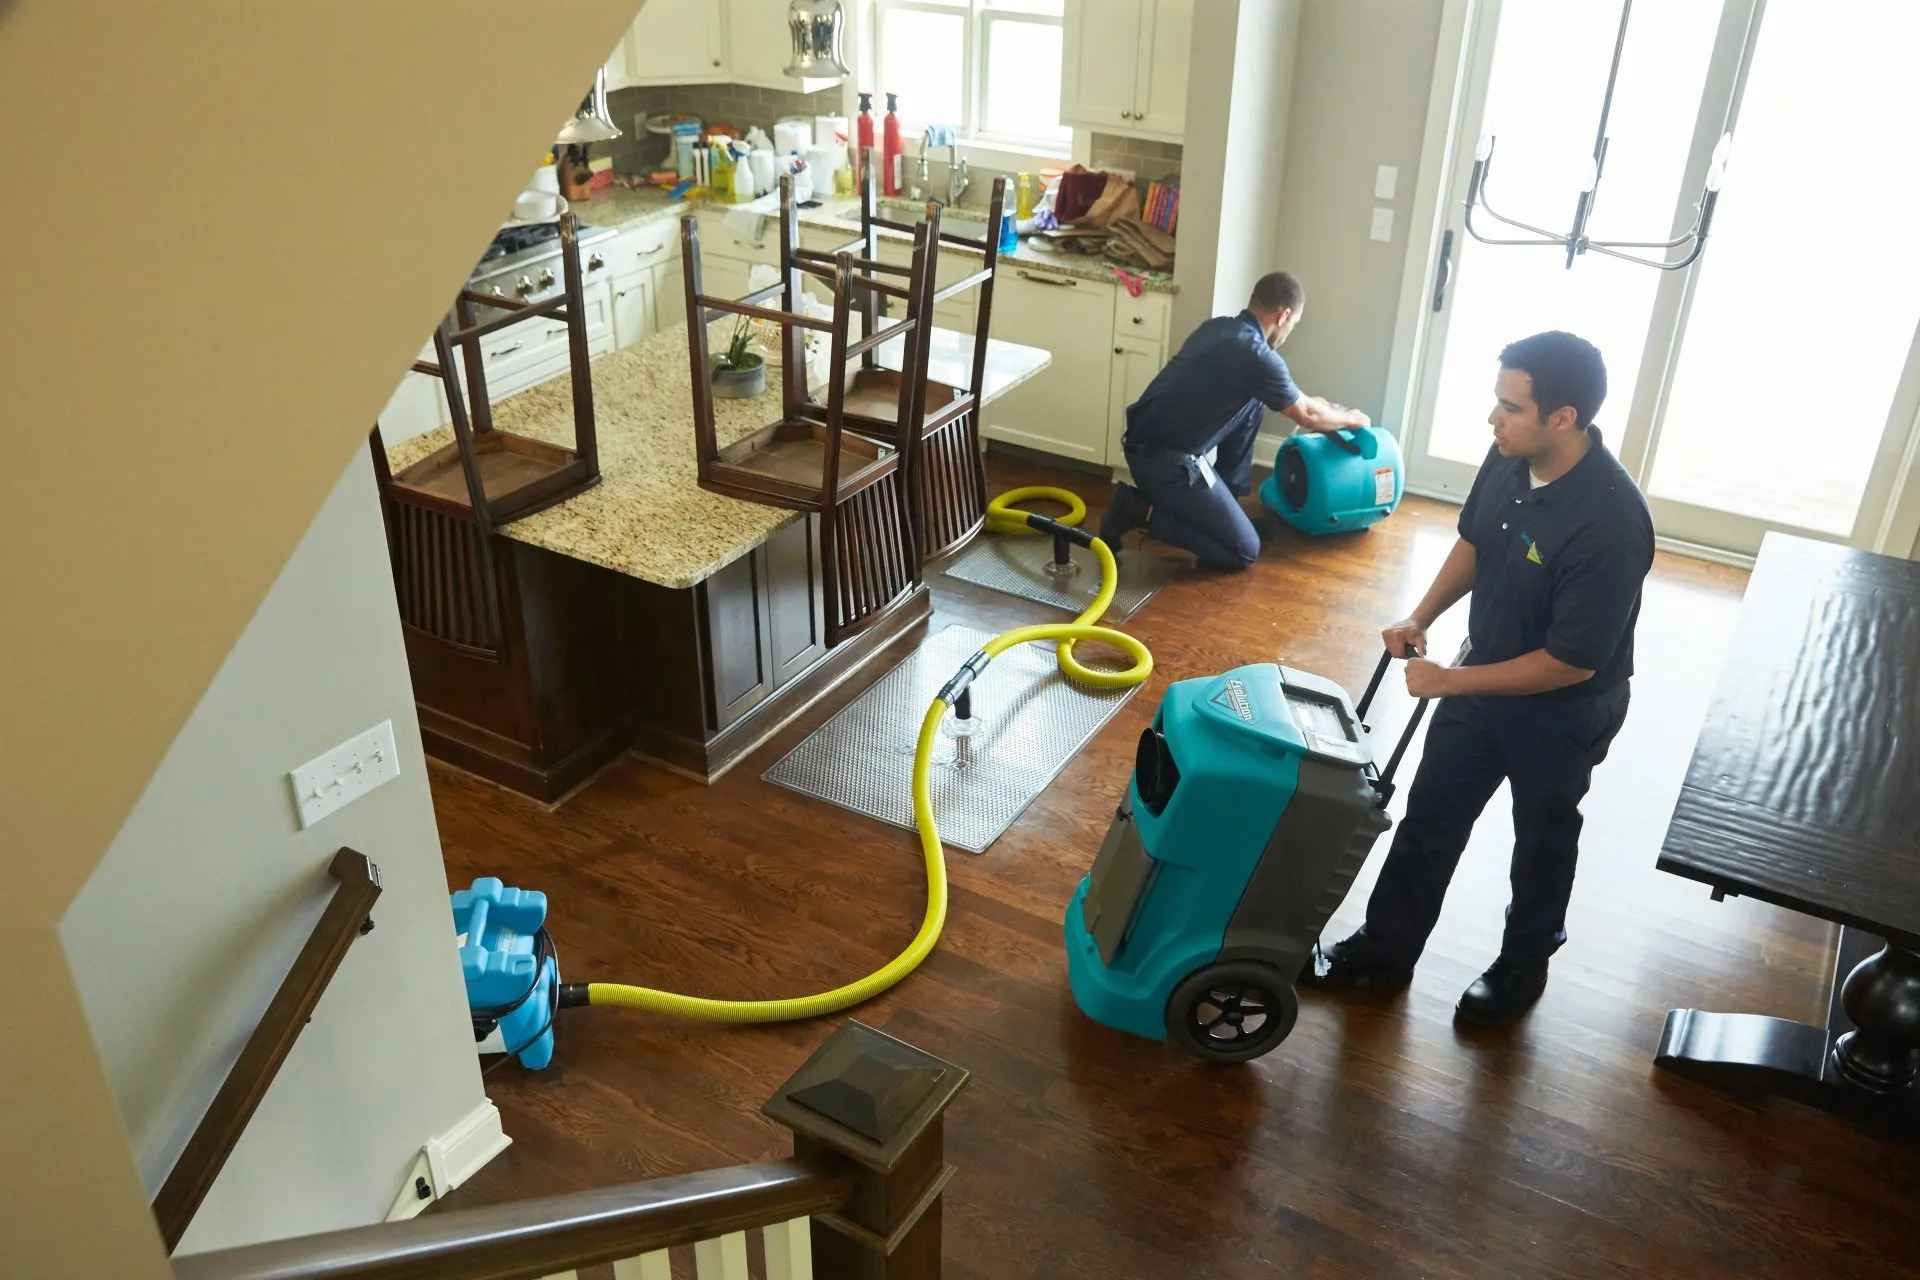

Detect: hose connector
[1024,511,1096,548]
[935,648,992,705]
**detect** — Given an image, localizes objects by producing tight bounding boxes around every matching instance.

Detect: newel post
[763,1021,969,1280]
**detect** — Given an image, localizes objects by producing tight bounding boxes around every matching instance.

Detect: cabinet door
[653,255,687,331]
[983,268,1116,465]
[702,548,773,731]
[621,0,727,85]
[724,0,841,92]
[765,515,824,687]
[611,270,656,348]
[1134,0,1192,137]
[1061,0,1143,131]
[1107,334,1166,467]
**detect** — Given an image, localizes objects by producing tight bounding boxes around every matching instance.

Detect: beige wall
[1269,0,1448,418]
[63,455,486,1255]
[0,3,640,1274]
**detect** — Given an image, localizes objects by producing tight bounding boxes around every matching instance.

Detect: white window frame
[869,0,1073,162]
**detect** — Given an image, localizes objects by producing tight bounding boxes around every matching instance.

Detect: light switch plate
[290,720,400,829]
[1369,207,1395,242]
[1374,164,1399,200]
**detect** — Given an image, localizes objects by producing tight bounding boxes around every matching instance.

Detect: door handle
[1017,270,1075,287]
[1431,229,1455,313]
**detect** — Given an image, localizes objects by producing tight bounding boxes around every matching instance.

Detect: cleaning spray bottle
[855,91,876,192]
[882,92,903,196]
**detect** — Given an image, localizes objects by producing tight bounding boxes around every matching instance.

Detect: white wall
[1173,0,1304,348]
[1267,0,1449,421]
[61,451,489,1255]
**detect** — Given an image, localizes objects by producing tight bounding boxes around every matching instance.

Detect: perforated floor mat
[762,624,1141,853]
[940,534,1178,620]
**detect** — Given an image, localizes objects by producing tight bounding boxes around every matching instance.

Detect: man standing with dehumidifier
[1305,331,1655,1026]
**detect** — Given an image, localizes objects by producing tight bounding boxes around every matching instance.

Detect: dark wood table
[1654,532,1920,1128]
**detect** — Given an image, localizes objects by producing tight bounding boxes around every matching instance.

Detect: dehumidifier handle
[1355,645,1438,794]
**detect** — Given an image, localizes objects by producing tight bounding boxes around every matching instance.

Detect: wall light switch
[1374,164,1399,200]
[291,720,400,829]
[1369,207,1395,243]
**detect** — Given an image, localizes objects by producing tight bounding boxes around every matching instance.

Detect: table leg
[1655,929,1920,1132]
[1829,937,1920,1093]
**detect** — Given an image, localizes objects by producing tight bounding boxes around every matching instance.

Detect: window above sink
[871,0,1073,158]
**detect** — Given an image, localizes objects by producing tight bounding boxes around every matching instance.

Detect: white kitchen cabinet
[611,270,657,347]
[1105,334,1164,465]
[1061,0,1191,141]
[655,254,687,330]
[982,267,1116,465]
[607,0,728,89]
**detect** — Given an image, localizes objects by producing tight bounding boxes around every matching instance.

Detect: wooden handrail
[154,849,382,1254]
[170,1159,852,1280]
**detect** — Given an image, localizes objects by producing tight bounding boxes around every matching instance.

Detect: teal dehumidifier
[1063,649,1428,1062]
[1258,426,1404,535]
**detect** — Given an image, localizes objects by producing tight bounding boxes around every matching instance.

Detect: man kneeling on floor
[1099,271,1370,569]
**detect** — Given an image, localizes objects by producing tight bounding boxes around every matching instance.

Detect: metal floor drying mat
[941,534,1178,620]
[763,624,1141,854]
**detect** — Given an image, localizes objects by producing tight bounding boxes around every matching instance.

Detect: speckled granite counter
[567,185,1179,294]
[386,320,1050,590]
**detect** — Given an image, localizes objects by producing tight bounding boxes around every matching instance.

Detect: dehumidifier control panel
[1276,666,1371,768]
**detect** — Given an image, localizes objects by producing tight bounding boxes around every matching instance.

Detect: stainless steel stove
[469,219,619,306]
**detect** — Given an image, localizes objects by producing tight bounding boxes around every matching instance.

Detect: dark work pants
[1124,423,1262,569]
[1363,682,1632,967]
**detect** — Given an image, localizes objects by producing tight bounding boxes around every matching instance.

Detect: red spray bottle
[856,91,876,193]
[882,92,903,196]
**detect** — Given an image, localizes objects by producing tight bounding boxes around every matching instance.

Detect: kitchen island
[385,318,1049,802]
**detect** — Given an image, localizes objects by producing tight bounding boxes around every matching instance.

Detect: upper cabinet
[605,0,845,94]
[607,0,728,89]
[1061,0,1191,141]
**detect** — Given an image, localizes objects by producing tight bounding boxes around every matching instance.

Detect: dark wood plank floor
[435,451,1920,1279]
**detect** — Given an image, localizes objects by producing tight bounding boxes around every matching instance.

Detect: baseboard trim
[387,1099,511,1221]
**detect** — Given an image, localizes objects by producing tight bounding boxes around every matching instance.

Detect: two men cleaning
[1106,273,1654,1026]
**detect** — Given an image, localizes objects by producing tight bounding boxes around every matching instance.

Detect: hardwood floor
[435,451,1920,1279]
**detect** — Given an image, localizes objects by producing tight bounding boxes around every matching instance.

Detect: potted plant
[710,314,767,399]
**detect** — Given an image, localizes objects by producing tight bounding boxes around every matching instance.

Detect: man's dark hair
[1249,271,1304,315]
[1499,330,1607,428]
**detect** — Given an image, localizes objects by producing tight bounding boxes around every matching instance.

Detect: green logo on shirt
[1521,531,1545,565]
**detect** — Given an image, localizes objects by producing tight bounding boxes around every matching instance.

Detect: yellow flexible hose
[586,487,1153,1023]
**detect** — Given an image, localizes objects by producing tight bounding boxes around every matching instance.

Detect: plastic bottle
[882,92,903,197]
[1016,172,1035,220]
[998,184,1018,253]
[855,92,876,192]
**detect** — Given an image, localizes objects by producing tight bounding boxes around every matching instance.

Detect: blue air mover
[1258,426,1404,535]
[1064,650,1427,1062]
[453,877,561,1070]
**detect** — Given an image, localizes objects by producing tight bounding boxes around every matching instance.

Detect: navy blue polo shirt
[1457,427,1654,699]
[1124,310,1302,456]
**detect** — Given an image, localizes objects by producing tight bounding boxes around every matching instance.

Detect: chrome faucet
[914,127,970,207]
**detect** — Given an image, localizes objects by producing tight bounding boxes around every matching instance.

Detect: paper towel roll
[814,115,849,147]
[774,118,812,153]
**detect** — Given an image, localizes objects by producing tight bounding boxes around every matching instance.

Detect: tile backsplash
[601,83,844,173]
[1088,132,1184,182]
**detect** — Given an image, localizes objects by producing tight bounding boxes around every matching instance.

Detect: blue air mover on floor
[1258,426,1404,535]
[1064,651,1427,1062]
[454,877,559,1070]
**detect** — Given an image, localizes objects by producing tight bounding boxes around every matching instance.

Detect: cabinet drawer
[697,211,780,264]
[604,223,676,277]
[1114,290,1170,343]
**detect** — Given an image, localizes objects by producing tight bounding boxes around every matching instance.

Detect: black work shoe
[1298,929,1414,992]
[1454,957,1549,1027]
[1098,483,1151,548]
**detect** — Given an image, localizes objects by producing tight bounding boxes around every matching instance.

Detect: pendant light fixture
[786,0,851,81]
[1464,0,1732,271]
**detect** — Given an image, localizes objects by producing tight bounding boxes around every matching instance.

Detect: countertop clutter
[569,185,1180,295]
[385,319,1050,590]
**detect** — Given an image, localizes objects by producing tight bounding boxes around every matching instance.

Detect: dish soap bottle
[882,92,903,196]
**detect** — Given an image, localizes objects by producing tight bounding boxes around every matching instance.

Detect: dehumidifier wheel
[1165,961,1299,1063]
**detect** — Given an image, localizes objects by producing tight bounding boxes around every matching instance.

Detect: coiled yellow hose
[585,487,1153,1022]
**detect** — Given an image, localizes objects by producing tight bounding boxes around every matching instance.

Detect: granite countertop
[386,321,1051,591]
[568,185,1180,295]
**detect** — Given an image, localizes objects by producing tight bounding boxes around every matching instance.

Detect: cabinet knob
[1114,347,1123,355]
[1131,316,1142,325]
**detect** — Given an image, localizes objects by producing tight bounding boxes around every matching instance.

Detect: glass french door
[1407,0,1920,557]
